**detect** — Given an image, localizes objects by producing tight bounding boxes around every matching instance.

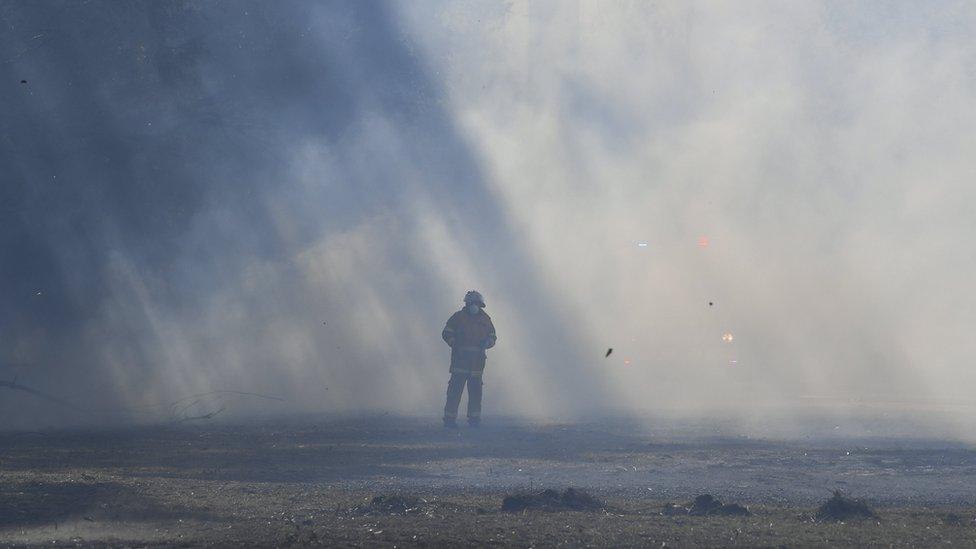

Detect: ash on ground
[353,494,425,516]
[662,494,751,517]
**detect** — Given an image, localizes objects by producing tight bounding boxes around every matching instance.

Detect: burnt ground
[1,414,975,547]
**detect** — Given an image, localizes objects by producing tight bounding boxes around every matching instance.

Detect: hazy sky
[2,1,975,430]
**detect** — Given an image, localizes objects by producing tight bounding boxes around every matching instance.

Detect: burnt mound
[815,491,876,522]
[501,488,604,513]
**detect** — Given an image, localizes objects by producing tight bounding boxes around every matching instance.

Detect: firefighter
[441,290,496,428]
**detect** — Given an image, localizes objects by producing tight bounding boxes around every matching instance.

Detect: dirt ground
[1,413,975,547]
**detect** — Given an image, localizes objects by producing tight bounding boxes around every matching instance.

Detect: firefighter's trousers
[443,372,482,422]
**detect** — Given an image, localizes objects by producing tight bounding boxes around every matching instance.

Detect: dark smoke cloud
[1,1,611,428]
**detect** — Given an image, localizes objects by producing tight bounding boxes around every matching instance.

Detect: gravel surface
[1,414,974,546]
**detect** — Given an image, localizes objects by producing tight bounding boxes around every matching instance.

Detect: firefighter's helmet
[463,290,486,308]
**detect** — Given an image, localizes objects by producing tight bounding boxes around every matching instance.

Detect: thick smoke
[1,0,607,428]
[2,2,975,433]
[397,1,976,426]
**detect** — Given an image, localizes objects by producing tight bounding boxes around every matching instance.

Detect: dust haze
[3,1,975,434]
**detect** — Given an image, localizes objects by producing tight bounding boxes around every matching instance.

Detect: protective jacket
[442,309,496,376]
